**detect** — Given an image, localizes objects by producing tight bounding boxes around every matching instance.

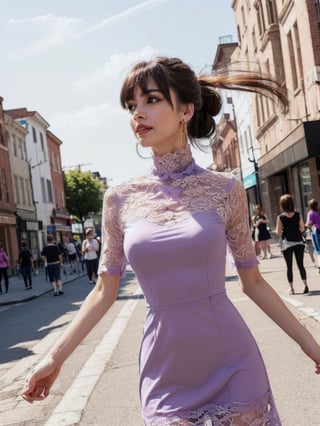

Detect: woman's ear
[181,103,194,123]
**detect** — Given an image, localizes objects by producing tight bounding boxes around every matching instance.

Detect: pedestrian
[276,194,309,295]
[18,241,34,290]
[305,198,320,272]
[41,235,64,296]
[251,205,273,259]
[0,242,9,294]
[22,57,320,424]
[66,238,77,274]
[82,228,99,284]
[304,227,317,268]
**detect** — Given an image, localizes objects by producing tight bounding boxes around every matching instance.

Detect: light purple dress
[99,145,281,425]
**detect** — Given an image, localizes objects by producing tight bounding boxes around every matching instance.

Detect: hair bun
[199,81,222,116]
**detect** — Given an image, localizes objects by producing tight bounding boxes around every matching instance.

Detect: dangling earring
[180,119,187,147]
[136,142,152,159]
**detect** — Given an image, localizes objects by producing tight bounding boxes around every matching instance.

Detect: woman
[251,205,272,259]
[305,198,320,271]
[22,57,320,425]
[276,194,309,295]
[18,241,34,290]
[81,228,99,284]
[0,242,9,294]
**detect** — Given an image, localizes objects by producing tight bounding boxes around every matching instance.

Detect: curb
[0,272,86,307]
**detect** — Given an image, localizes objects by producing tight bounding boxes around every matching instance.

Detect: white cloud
[78,0,169,38]
[75,46,159,89]
[8,0,169,56]
[9,14,84,56]
[51,103,126,128]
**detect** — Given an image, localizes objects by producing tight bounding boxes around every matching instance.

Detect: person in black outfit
[18,241,34,290]
[251,205,272,259]
[41,235,64,296]
[276,194,309,295]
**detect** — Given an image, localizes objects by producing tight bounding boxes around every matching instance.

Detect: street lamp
[248,147,261,205]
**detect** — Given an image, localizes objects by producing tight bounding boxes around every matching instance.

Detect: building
[46,130,71,243]
[4,110,39,259]
[231,0,320,226]
[0,98,19,273]
[6,108,54,253]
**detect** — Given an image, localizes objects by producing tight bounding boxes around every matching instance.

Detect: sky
[0,0,237,186]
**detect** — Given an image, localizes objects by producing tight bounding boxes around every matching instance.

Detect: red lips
[135,123,152,135]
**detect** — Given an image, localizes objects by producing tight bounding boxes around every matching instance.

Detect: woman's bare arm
[238,265,320,373]
[22,272,120,403]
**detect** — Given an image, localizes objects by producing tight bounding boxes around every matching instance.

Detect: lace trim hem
[144,392,281,425]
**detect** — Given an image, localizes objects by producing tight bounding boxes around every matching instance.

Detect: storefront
[0,213,18,275]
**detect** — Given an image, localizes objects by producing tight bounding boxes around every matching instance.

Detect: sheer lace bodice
[99,144,257,276]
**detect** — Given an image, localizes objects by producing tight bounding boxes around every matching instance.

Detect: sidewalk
[0,263,87,307]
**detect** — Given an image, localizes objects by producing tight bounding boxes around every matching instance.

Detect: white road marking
[44,285,142,426]
[282,295,320,323]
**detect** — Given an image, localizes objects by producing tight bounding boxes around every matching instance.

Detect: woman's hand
[22,357,61,403]
[300,340,320,375]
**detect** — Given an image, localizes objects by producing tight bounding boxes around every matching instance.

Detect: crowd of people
[0,229,101,295]
[250,194,320,296]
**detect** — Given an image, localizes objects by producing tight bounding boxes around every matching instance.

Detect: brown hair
[279,194,295,213]
[120,56,288,149]
[308,198,319,212]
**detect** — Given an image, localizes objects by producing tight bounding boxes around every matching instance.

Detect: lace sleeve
[98,187,127,277]
[226,178,258,269]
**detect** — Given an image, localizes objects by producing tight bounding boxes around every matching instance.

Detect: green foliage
[63,170,102,223]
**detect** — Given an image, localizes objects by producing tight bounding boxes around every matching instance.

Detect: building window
[13,175,20,204]
[32,127,37,143]
[41,177,47,202]
[2,169,9,203]
[241,5,246,29]
[6,131,10,149]
[293,22,303,83]
[256,1,266,36]
[267,0,277,25]
[46,179,53,203]
[13,135,17,157]
[40,133,47,161]
[19,139,24,159]
[23,140,27,160]
[20,177,26,205]
[287,29,298,90]
[25,178,32,206]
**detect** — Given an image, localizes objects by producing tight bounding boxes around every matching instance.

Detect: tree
[63,170,102,236]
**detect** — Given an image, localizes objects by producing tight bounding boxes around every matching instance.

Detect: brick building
[46,130,71,243]
[0,98,19,273]
[230,0,320,226]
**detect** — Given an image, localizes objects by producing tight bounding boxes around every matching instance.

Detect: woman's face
[126,78,186,155]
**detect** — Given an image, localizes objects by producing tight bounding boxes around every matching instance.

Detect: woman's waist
[145,290,227,310]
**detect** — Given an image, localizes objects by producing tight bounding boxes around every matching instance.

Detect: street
[1,244,320,425]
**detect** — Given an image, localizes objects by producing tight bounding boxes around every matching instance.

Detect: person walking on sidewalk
[41,235,64,296]
[66,238,77,274]
[0,242,9,294]
[251,205,272,259]
[22,57,320,425]
[82,228,99,284]
[276,194,309,295]
[18,241,34,290]
[305,198,320,273]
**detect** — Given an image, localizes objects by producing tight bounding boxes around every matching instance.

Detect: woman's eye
[126,104,136,114]
[148,96,159,104]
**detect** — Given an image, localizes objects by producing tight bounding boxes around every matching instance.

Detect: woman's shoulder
[198,169,240,193]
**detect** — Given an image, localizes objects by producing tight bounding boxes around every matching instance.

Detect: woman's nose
[133,105,145,120]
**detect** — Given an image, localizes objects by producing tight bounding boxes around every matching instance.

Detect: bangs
[120,61,173,107]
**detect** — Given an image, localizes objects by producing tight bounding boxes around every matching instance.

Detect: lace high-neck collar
[151,145,196,181]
